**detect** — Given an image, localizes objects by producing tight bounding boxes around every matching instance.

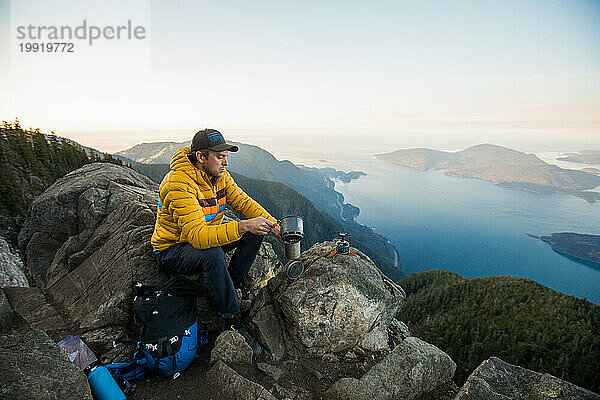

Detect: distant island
[316,167,366,183]
[297,165,366,183]
[583,168,600,175]
[375,144,600,202]
[530,232,600,268]
[557,150,600,165]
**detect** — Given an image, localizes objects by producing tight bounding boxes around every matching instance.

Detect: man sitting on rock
[151,128,282,353]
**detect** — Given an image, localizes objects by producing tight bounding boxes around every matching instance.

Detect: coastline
[537,233,600,269]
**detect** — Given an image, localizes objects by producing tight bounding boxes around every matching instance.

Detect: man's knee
[243,232,264,245]
[201,246,226,269]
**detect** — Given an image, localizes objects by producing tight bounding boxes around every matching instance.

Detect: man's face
[198,150,229,178]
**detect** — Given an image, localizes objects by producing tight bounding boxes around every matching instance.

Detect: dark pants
[154,232,263,318]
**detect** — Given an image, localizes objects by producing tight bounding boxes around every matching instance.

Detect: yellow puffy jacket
[151,147,276,251]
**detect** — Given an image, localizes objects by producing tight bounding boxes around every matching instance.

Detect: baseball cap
[191,129,239,153]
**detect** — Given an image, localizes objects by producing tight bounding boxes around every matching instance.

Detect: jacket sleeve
[224,173,277,224]
[165,179,242,250]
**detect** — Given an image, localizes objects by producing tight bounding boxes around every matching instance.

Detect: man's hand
[238,217,276,236]
[271,224,284,244]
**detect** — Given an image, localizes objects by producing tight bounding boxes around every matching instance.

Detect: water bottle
[85,362,126,400]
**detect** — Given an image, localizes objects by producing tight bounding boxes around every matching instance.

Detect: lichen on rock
[269,241,405,356]
[0,235,28,287]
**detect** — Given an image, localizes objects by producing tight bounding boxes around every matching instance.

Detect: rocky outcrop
[245,242,283,295]
[261,241,405,357]
[118,233,441,400]
[18,163,160,283]
[2,286,73,340]
[455,357,600,400]
[13,162,283,355]
[250,299,287,361]
[0,330,92,399]
[205,360,277,400]
[211,330,253,366]
[326,337,456,400]
[17,163,167,350]
[0,235,28,287]
[0,289,17,334]
[235,241,451,400]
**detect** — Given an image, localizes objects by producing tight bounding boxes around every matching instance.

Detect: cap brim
[209,143,239,152]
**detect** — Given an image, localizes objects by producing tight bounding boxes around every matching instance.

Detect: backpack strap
[105,349,148,388]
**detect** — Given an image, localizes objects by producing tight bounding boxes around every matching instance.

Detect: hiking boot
[224,316,262,357]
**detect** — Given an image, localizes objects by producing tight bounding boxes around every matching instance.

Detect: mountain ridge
[116,140,358,219]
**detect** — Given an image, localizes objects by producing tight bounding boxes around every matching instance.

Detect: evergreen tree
[398,270,600,392]
[0,121,125,243]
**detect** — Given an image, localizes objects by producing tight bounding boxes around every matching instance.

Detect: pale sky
[1,0,599,153]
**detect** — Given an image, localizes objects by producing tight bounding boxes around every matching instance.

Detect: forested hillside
[132,163,405,280]
[0,120,123,243]
[398,270,600,392]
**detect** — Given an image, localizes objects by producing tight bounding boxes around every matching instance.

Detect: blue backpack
[106,276,208,387]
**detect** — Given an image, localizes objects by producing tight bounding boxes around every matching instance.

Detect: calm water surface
[293,150,600,304]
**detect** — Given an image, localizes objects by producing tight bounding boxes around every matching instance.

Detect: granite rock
[0,236,28,287]
[270,241,405,356]
[211,330,253,366]
[455,357,600,400]
[204,360,277,400]
[326,336,456,400]
[18,163,167,349]
[0,330,92,399]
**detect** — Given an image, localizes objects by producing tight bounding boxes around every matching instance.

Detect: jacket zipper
[200,172,219,210]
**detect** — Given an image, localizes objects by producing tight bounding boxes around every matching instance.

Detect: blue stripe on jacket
[204,204,225,221]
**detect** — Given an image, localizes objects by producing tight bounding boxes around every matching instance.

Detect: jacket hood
[170,146,216,187]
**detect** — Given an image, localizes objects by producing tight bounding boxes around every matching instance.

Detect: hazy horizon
[50,127,600,159]
[1,0,598,149]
